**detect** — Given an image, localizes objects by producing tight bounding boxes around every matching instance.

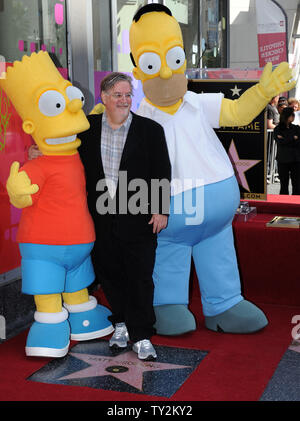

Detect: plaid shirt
[101,111,132,197]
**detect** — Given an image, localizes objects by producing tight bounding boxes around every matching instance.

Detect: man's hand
[6,161,39,208]
[28,144,42,160]
[148,214,168,233]
[258,62,296,99]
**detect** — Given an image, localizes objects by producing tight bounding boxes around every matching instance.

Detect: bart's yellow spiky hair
[0,51,64,121]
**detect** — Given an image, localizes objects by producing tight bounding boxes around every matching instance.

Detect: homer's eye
[166,46,185,70]
[66,85,85,105]
[138,52,161,75]
[38,90,66,117]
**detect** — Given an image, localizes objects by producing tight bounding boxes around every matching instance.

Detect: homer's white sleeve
[197,93,224,128]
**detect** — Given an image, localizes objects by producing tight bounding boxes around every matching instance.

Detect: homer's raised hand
[220,61,296,127]
[257,62,296,99]
[6,162,39,208]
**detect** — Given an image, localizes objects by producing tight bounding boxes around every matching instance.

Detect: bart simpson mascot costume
[1,51,113,357]
[129,4,296,335]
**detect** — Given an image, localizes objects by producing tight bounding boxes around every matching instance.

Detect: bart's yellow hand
[6,162,39,209]
[89,103,105,115]
[220,62,296,127]
[257,62,296,99]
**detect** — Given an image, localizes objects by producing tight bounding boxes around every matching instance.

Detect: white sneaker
[109,322,129,348]
[132,339,157,360]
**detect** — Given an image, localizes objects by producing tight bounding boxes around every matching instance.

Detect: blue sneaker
[25,308,70,358]
[64,296,114,341]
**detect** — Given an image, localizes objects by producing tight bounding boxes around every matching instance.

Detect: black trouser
[91,223,157,343]
[277,161,300,195]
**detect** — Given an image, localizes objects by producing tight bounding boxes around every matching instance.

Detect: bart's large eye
[166,46,185,70]
[38,90,66,117]
[66,85,85,106]
[138,52,161,75]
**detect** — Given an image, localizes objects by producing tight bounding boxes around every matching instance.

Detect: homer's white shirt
[137,91,234,196]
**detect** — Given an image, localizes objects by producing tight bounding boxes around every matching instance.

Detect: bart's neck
[146,98,183,115]
[44,150,78,156]
[40,138,81,156]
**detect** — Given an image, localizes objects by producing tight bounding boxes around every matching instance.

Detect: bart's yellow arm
[219,62,296,127]
[6,162,39,209]
[89,103,105,115]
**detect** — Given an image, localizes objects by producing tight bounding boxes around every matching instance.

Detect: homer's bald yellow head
[0,51,89,155]
[129,4,187,108]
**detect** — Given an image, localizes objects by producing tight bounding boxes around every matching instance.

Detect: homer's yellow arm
[220,62,296,127]
[6,162,39,209]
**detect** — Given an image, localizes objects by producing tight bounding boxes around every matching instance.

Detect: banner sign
[255,0,287,67]
[188,79,267,200]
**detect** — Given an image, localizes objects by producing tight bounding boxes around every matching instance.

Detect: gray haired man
[78,72,171,360]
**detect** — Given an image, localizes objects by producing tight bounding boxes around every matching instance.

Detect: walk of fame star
[289,340,300,354]
[228,139,261,191]
[230,85,242,97]
[58,351,191,391]
[27,340,207,397]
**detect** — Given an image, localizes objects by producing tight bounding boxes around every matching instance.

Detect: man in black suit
[78,73,171,360]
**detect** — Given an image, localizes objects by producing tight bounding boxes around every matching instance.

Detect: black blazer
[274,123,300,163]
[78,112,171,241]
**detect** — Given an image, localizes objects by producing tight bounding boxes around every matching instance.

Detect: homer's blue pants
[153,176,244,316]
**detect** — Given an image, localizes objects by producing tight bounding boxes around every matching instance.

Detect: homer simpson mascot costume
[129,4,296,335]
[1,51,113,357]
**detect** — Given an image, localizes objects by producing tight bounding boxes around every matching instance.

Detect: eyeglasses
[109,93,133,100]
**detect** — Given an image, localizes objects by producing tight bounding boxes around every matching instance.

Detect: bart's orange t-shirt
[17,153,95,245]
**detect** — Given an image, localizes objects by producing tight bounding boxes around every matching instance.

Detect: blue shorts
[153,176,243,316]
[19,242,95,295]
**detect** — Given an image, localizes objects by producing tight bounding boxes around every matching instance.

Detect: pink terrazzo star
[228,139,261,191]
[289,340,300,354]
[58,351,191,391]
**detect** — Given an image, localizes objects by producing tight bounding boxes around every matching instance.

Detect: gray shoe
[132,339,157,360]
[109,322,129,348]
[205,300,268,333]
